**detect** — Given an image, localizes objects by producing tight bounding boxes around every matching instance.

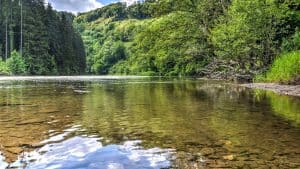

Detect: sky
[45,0,139,14]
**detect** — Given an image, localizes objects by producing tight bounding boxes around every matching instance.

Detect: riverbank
[242,83,300,97]
[1,75,300,98]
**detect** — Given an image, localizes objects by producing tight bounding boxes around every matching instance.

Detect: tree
[7,50,26,74]
[0,0,86,75]
[92,40,126,74]
[211,0,285,71]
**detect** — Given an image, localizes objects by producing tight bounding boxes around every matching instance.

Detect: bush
[6,50,27,75]
[140,71,157,76]
[282,30,300,52]
[0,60,9,75]
[257,51,300,83]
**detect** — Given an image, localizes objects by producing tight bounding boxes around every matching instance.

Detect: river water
[0,76,299,169]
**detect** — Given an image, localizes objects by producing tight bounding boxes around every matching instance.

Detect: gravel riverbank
[242,83,300,97]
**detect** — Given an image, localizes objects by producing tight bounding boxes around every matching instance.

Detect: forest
[0,0,86,75]
[75,0,299,83]
[0,0,299,82]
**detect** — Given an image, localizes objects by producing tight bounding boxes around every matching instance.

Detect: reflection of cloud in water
[0,152,8,168]
[11,137,174,169]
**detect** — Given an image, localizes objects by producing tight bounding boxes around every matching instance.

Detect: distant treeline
[75,0,299,81]
[0,0,86,75]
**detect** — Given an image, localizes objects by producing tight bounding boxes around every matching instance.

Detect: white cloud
[46,0,103,14]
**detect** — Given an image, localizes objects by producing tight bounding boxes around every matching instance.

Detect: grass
[256,51,300,83]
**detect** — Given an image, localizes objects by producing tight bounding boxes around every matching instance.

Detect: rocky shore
[242,83,300,97]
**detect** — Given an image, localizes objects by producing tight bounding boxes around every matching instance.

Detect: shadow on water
[0,77,299,168]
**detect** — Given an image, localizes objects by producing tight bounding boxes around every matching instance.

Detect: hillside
[75,0,299,81]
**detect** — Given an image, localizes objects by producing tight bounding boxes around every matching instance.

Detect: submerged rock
[223,154,235,161]
[200,148,215,156]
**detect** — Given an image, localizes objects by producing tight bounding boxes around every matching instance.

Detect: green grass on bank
[256,51,300,83]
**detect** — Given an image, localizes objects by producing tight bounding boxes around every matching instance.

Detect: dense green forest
[0,0,299,82]
[0,0,86,75]
[75,0,299,82]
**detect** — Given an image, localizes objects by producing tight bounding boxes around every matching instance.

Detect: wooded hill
[75,0,299,82]
[0,0,86,75]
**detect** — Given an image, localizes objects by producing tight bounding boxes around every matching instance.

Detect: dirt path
[241,83,300,97]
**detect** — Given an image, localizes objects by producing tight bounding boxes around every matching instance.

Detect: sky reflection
[9,137,174,169]
[0,153,8,169]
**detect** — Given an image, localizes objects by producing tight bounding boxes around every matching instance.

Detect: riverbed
[0,76,299,168]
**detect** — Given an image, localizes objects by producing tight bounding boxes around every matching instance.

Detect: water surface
[0,76,299,168]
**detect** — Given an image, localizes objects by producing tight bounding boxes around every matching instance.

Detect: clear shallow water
[0,76,299,168]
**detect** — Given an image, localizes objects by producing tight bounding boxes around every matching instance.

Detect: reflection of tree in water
[0,82,85,163]
[255,90,300,126]
[0,79,299,168]
[79,81,300,168]
[203,85,300,168]
[79,81,216,148]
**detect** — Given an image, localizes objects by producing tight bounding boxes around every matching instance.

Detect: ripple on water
[0,78,299,168]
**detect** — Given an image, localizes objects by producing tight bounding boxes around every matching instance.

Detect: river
[0,76,299,168]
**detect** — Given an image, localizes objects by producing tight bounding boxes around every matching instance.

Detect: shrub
[258,51,300,83]
[282,30,300,52]
[0,60,9,75]
[6,50,27,75]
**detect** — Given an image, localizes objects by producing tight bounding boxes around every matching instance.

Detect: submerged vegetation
[74,0,299,81]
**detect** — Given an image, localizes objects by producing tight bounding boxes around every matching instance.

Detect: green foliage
[282,30,300,51]
[257,51,300,83]
[92,40,126,74]
[0,60,9,74]
[126,11,211,76]
[6,50,26,75]
[75,0,229,76]
[76,17,144,74]
[75,0,299,79]
[0,0,299,78]
[0,0,86,75]
[211,0,286,71]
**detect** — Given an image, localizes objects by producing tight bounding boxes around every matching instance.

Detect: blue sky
[45,0,138,13]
